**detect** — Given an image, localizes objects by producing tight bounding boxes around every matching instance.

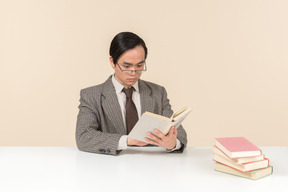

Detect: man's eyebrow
[122,60,145,65]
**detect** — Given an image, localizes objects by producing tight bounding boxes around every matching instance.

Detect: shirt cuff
[117,135,128,150]
[166,139,181,152]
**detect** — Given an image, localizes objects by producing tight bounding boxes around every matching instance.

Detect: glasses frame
[116,62,147,74]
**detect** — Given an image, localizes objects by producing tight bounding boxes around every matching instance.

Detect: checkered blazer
[76,75,187,155]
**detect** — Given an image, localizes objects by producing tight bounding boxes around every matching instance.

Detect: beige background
[1,0,287,146]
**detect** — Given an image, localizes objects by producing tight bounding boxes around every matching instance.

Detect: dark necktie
[122,87,139,134]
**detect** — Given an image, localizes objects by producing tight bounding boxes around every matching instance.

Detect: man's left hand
[144,126,177,150]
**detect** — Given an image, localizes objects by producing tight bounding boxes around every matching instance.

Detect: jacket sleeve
[75,89,122,156]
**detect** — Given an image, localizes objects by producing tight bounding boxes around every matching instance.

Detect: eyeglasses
[116,62,147,74]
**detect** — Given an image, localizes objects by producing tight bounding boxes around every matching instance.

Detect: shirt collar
[111,74,139,94]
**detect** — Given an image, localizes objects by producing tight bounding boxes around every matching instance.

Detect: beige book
[213,146,265,164]
[128,106,192,143]
[213,154,269,172]
[215,162,273,180]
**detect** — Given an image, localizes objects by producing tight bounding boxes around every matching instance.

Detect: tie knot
[122,87,135,98]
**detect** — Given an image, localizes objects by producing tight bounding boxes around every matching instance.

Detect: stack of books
[213,137,273,180]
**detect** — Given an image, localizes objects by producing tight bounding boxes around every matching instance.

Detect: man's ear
[109,56,116,68]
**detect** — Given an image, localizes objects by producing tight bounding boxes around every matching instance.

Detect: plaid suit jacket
[76,75,187,155]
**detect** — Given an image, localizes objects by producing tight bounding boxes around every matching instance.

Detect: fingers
[144,136,158,145]
[144,129,162,146]
[170,126,177,136]
[152,129,166,139]
[146,127,176,141]
[137,140,149,146]
[144,127,177,148]
[127,138,148,146]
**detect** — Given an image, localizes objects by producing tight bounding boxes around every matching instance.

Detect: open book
[128,106,192,142]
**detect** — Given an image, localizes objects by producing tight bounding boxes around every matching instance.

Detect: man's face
[110,45,146,88]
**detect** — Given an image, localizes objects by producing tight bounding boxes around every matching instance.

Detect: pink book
[215,137,262,158]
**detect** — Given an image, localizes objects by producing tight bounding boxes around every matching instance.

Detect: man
[76,32,187,155]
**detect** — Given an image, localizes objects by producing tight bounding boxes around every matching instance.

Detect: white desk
[0,147,287,192]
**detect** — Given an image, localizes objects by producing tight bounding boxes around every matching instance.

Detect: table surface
[0,146,287,192]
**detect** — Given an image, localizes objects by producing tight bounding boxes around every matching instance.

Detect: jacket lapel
[101,76,126,135]
[139,79,155,115]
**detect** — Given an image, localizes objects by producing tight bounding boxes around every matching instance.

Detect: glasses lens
[118,63,146,74]
[123,70,143,74]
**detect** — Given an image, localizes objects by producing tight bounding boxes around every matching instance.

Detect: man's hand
[144,126,177,150]
[127,138,149,146]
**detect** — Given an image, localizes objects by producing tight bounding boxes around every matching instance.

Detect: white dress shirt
[112,75,181,151]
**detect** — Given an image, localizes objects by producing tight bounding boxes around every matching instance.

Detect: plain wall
[1,0,287,146]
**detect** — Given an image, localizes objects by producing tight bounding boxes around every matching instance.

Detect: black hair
[109,32,148,64]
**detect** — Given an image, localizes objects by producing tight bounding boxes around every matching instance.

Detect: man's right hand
[127,138,149,146]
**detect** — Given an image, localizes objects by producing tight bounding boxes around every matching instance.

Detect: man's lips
[127,78,136,81]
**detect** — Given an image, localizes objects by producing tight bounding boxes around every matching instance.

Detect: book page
[172,109,191,128]
[128,107,192,143]
[171,106,188,119]
[128,112,171,143]
[145,111,170,121]
[173,107,192,122]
